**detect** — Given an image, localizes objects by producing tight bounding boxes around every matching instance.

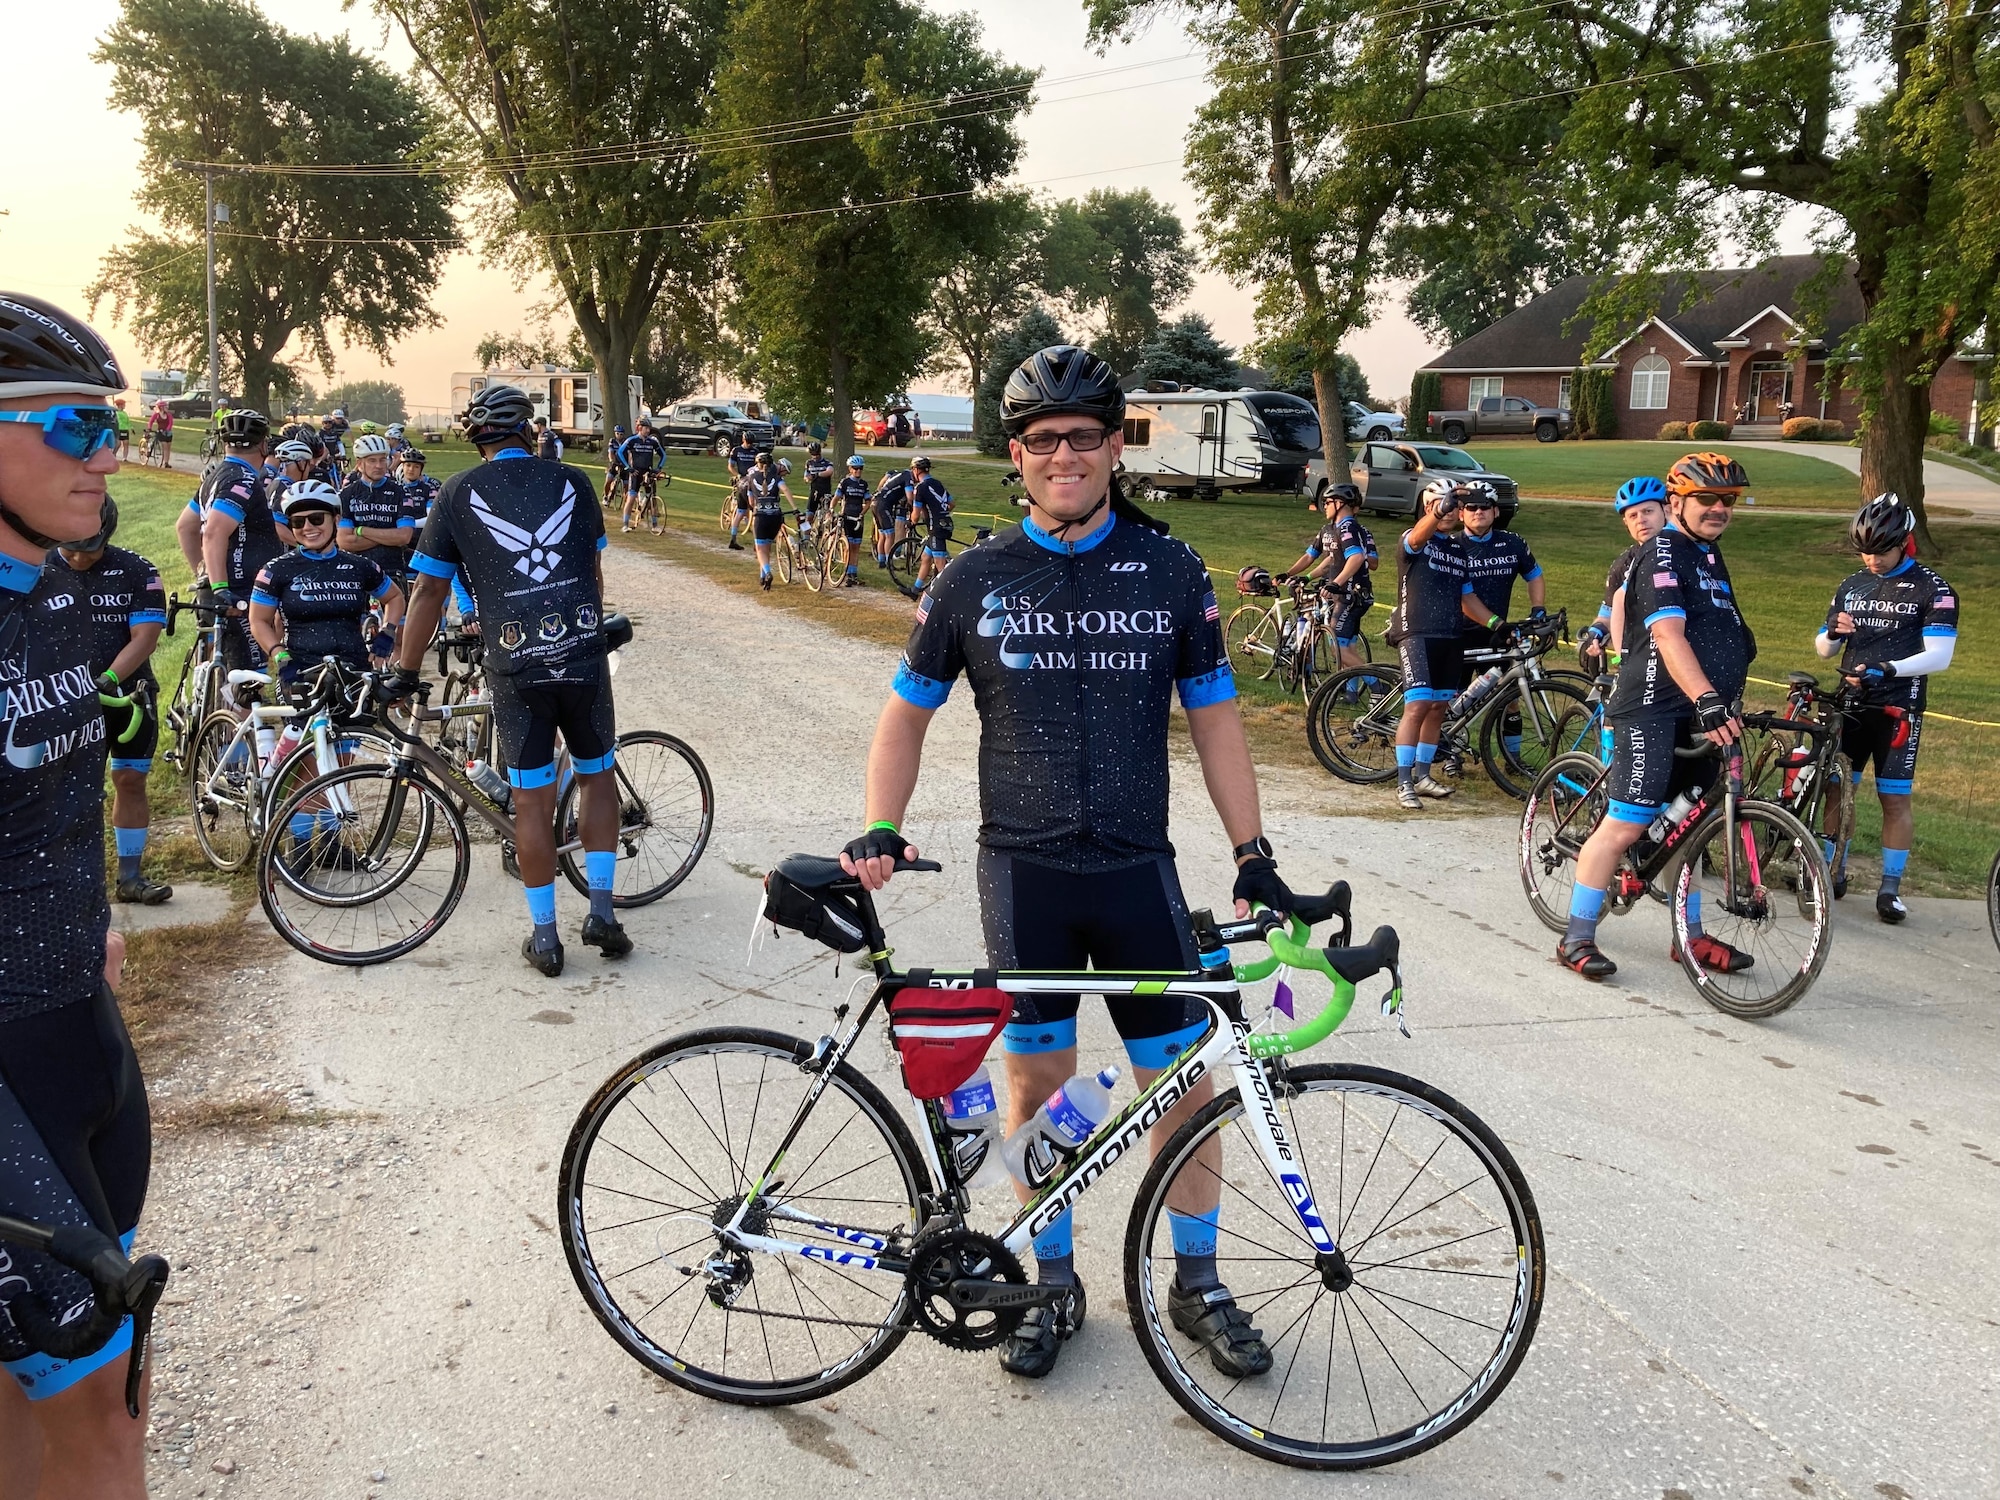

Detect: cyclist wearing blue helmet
[1578,476,1669,673]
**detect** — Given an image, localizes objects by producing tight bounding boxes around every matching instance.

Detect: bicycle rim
[259,764,468,965]
[776,537,796,584]
[885,536,924,598]
[556,731,713,905]
[1126,1063,1543,1469]
[561,1028,924,1405]
[1518,752,1607,934]
[1986,846,2000,954]
[1226,606,1279,681]
[1480,678,1589,801]
[1672,800,1831,1018]
[801,533,824,592]
[1305,666,1405,783]
[188,712,256,871]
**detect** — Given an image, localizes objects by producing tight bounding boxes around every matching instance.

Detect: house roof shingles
[1421,256,1867,372]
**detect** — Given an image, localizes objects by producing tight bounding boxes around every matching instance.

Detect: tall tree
[379,0,730,438]
[976,305,1067,455]
[322,380,408,425]
[710,0,1033,465]
[1132,312,1239,389]
[924,189,1049,433]
[1039,188,1196,375]
[88,0,454,414]
[1546,0,2000,547]
[1255,332,1377,411]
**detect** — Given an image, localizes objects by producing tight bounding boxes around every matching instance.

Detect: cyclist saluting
[842,345,1288,1383]
[393,383,630,976]
[1815,494,1958,923]
[0,294,153,1495]
[1558,452,1758,980]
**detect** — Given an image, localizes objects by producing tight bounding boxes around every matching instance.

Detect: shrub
[1927,410,1960,437]
[1816,419,1846,441]
[1655,421,1690,441]
[1570,367,1617,438]
[1408,371,1442,440]
[1689,419,1732,441]
[1781,417,1822,440]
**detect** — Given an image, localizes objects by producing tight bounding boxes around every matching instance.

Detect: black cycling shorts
[1397,634,1464,702]
[923,514,954,557]
[0,985,151,1398]
[840,512,865,542]
[733,491,751,513]
[977,851,1207,1070]
[106,682,160,773]
[490,667,617,790]
[1840,704,1923,796]
[1332,593,1372,643]
[752,512,786,543]
[873,497,900,531]
[1607,715,1709,824]
[218,610,266,676]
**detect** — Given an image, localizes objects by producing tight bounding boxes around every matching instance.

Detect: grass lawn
[1458,438,1864,510]
[107,442,1998,895]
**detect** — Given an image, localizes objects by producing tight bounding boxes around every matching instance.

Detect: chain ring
[905,1227,1027,1351]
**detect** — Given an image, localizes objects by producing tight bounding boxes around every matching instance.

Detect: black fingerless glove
[1232,856,1294,916]
[1692,690,1735,733]
[843,824,911,867]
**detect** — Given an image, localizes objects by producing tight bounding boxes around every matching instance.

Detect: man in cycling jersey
[338,433,418,591]
[742,451,794,590]
[1578,477,1669,677]
[0,293,153,1497]
[394,383,629,976]
[802,442,834,536]
[1456,480,1545,767]
[50,499,174,906]
[1558,453,1757,980]
[1384,480,1505,810]
[1814,494,1958,923]
[841,345,1291,1383]
[617,421,667,535]
[871,461,914,567]
[199,408,289,680]
[603,424,629,510]
[319,407,350,468]
[728,435,759,483]
[907,454,953,591]
[834,454,870,587]
[1282,483,1377,671]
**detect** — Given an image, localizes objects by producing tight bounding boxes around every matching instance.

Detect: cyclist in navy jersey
[833,455,870,586]
[742,451,794,590]
[1559,453,1756,980]
[251,481,404,673]
[616,422,667,535]
[394,383,628,976]
[396,448,440,521]
[1578,477,1668,675]
[50,500,173,906]
[338,433,417,589]
[872,463,914,567]
[603,425,629,509]
[1283,484,1376,670]
[198,408,289,680]
[1456,481,1544,766]
[907,455,953,591]
[0,293,153,1495]
[802,442,834,529]
[843,345,1289,1384]
[1383,480,1502,809]
[1814,494,1959,922]
[728,437,759,482]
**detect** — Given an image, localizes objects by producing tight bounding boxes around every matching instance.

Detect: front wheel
[187,711,257,871]
[885,534,925,598]
[1535,422,1559,443]
[556,731,713,906]
[1986,845,2000,954]
[1126,1062,1543,1470]
[1225,605,1280,680]
[1519,752,1609,933]
[1304,664,1405,783]
[1479,677,1589,800]
[1671,799,1832,1019]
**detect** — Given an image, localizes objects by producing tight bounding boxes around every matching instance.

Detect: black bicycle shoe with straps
[998,1276,1085,1379]
[581,913,632,957]
[1168,1282,1273,1377]
[522,933,565,977]
[1556,938,1617,979]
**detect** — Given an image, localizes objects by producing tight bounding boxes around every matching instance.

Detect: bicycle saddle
[226,669,271,688]
[1787,670,1819,690]
[602,612,633,652]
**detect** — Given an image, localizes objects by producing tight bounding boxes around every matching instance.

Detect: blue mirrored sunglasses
[0,406,122,460]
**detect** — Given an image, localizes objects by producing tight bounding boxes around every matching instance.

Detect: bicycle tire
[560,1027,925,1405]
[885,534,925,599]
[1479,677,1590,801]
[187,711,258,871]
[775,533,797,584]
[1670,798,1831,1019]
[800,528,825,592]
[1225,605,1280,681]
[1126,1061,1543,1470]
[1304,664,1406,783]
[556,730,714,906]
[1825,753,1856,891]
[1519,751,1610,933]
[1986,845,2000,954]
[258,763,469,965]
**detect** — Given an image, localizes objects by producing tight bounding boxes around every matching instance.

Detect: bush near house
[1690,419,1733,441]
[1657,421,1691,440]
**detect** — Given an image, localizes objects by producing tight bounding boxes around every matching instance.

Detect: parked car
[1344,400,1405,442]
[165,389,229,419]
[853,408,889,445]
[1349,441,1519,527]
[652,400,776,457]
[1425,395,1572,444]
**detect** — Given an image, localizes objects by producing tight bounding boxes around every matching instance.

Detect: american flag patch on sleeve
[1937,594,1956,609]
[1652,571,1676,587]
[915,594,933,623]
[1203,592,1220,622]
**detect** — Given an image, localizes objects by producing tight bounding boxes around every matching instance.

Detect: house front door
[1747,361,1793,423]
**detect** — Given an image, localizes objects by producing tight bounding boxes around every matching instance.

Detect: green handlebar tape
[1230,908,1358,1059]
[866,820,899,834]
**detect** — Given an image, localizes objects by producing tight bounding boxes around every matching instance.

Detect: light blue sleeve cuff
[410,552,457,579]
[1177,666,1237,710]
[1644,607,1687,627]
[249,588,280,608]
[1921,626,1957,637]
[209,497,245,523]
[129,610,168,626]
[892,662,952,709]
[337,518,357,531]
[371,577,396,599]
[596,535,609,551]
[1460,582,1475,594]
[1594,604,1612,621]
[1343,547,1366,559]
[1524,564,1543,580]
[1305,544,1322,559]
[450,576,475,613]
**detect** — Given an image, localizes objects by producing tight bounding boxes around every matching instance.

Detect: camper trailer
[1117,389,1322,499]
[448,367,644,450]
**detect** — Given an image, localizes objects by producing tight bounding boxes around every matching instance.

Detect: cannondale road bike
[560,862,1543,1470]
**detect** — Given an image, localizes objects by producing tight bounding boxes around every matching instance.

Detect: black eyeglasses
[1016,426,1113,456]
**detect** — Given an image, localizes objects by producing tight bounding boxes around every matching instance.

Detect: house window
[1467,376,1504,402]
[1631,354,1671,411]
[1558,375,1573,407]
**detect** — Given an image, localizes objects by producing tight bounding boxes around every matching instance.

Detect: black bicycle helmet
[1000,345,1124,435]
[0,292,124,399]
[398,447,427,467]
[280,423,325,455]
[807,441,822,456]
[1319,482,1363,509]
[912,455,931,472]
[218,407,269,447]
[462,382,535,446]
[1850,492,1914,555]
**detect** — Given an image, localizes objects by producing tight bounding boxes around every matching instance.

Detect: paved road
[142,540,1997,1500]
[1727,440,2000,520]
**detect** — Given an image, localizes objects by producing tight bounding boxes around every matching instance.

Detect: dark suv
[653,401,776,457]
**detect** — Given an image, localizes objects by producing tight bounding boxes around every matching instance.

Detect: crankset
[905,1228,1051,1351]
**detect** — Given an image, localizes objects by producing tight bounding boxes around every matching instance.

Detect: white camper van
[448,367,644,450]
[1117,389,1323,499]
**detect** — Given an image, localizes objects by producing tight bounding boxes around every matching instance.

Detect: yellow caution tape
[1742,674,1998,729]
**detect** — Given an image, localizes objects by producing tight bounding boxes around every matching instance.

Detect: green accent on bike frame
[1132,980,1169,995]
[1229,911,1391,1060]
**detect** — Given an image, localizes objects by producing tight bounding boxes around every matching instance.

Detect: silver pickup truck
[1426,396,1572,444]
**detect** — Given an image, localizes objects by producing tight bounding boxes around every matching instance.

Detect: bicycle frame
[193,674,368,832]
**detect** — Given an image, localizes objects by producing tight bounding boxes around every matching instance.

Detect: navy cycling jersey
[1608,524,1750,720]
[1458,528,1540,624]
[199,456,284,591]
[45,546,167,686]
[743,471,789,517]
[910,474,952,520]
[399,473,441,519]
[0,557,111,1018]
[835,475,871,520]
[892,511,1234,872]
[1308,516,1375,589]
[1824,558,1958,710]
[875,469,914,512]
[1384,529,1474,644]
[619,435,665,473]
[252,548,395,668]
[729,443,759,476]
[338,475,419,576]
[412,448,609,679]
[1597,541,1644,624]
[804,457,834,497]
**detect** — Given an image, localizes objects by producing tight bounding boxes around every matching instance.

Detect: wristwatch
[1232,836,1273,862]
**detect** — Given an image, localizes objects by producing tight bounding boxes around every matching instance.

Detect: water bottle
[999,1066,1120,1188]
[1781,743,1813,800]
[255,724,278,770]
[1647,790,1699,843]
[1453,664,1504,719]
[466,759,513,812]
[267,718,305,770]
[942,1066,1006,1189]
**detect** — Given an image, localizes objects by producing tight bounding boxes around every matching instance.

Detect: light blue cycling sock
[1564,884,1606,946]
[585,849,617,923]
[1395,743,1417,787]
[114,826,147,882]
[1168,1207,1221,1293]
[1822,838,1837,866]
[1880,848,1908,896]
[1415,741,1438,774]
[1503,734,1523,758]
[525,881,560,951]
[1032,1210,1075,1286]
[289,812,316,846]
[846,564,858,578]
[1684,889,1703,939]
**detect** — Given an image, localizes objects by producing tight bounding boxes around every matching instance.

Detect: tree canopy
[925,189,1050,434]
[1132,312,1239,390]
[976,305,1067,455]
[1040,188,1196,376]
[322,380,407,425]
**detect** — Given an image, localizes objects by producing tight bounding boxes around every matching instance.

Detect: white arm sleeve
[1814,630,1841,659]
[1889,634,1956,680]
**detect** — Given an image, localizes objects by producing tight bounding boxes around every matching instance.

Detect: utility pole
[204,168,219,412]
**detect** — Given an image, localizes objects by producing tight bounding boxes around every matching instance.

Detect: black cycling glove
[843,824,912,868]
[1691,690,1736,734]
[369,630,395,659]
[1232,856,1294,916]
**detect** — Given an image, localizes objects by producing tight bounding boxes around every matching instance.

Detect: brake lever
[1379,964,1410,1038]
[122,1255,170,1417]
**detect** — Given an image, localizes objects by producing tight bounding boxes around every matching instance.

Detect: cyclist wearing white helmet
[252,480,405,680]
[337,431,419,586]
[833,453,870,585]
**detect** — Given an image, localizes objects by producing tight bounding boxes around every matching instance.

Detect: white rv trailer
[448,367,644,449]
[1117,389,1323,499]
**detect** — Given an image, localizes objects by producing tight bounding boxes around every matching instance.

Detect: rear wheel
[1671,800,1832,1018]
[1519,751,1609,933]
[1226,604,1280,680]
[775,533,797,584]
[885,534,925,598]
[556,731,714,906]
[1305,665,1405,783]
[1479,677,1590,800]
[187,712,257,871]
[1986,845,1999,954]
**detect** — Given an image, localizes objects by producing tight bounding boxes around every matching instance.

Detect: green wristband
[1486,615,1501,629]
[866,819,899,834]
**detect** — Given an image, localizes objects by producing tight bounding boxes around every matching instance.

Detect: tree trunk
[828,337,855,468]
[1312,364,1353,477]
[1859,340,1935,553]
[239,354,276,420]
[967,353,985,445]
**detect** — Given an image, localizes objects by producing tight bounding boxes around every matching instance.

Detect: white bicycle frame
[194,670,363,836]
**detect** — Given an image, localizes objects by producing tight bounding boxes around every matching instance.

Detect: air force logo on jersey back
[470,484,577,583]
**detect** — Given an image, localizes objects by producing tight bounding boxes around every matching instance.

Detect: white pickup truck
[1344,401,1405,442]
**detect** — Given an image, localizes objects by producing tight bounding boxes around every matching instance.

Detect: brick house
[1417,256,1987,437]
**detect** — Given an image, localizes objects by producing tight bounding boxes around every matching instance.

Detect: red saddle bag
[887,971,1011,1100]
